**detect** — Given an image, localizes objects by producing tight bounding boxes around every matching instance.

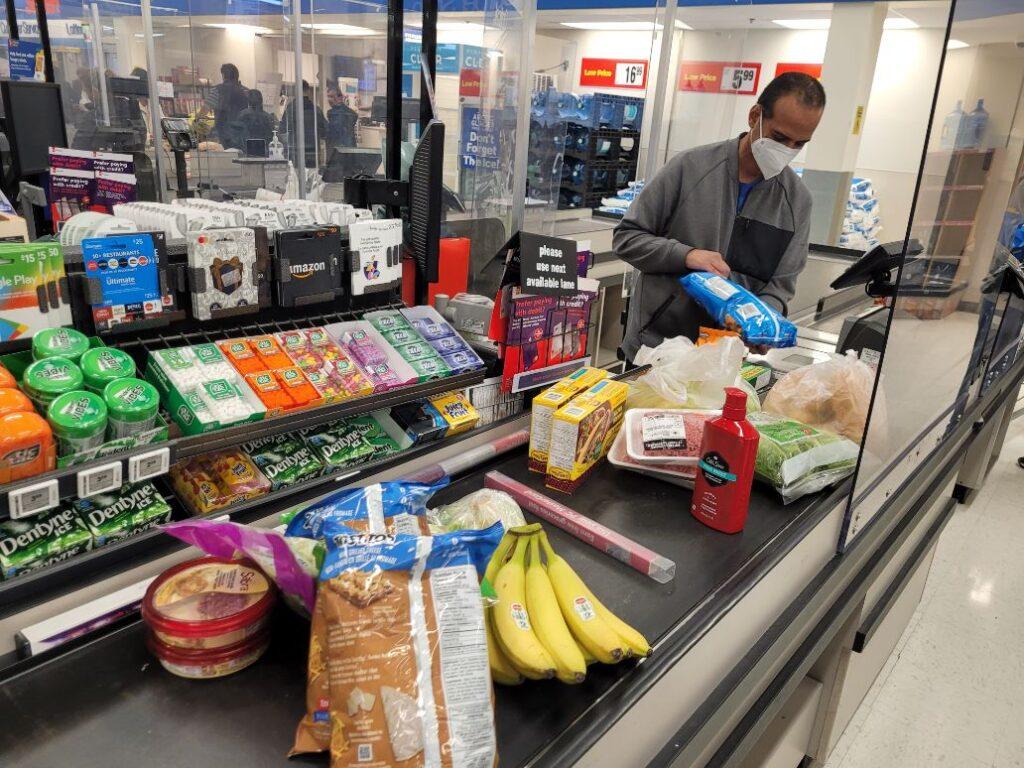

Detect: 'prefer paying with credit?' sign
[520,233,578,297]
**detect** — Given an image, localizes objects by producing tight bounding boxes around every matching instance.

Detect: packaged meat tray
[607,428,697,489]
[623,409,718,466]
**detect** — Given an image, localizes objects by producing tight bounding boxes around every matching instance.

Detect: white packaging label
[705,275,740,300]
[641,413,687,452]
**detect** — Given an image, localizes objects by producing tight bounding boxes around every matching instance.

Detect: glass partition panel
[843,0,1024,546]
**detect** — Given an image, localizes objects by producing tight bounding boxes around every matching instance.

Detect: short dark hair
[247,88,263,109]
[757,72,826,118]
[221,63,240,82]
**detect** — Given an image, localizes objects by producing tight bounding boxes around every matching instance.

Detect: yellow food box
[429,391,481,436]
[528,366,610,472]
[545,378,629,494]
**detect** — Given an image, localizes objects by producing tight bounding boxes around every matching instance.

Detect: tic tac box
[528,366,610,472]
[545,378,629,494]
[273,226,344,308]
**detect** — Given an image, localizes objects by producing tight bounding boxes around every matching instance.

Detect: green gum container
[80,347,137,394]
[47,390,108,456]
[103,377,160,438]
[22,357,85,409]
[32,328,90,363]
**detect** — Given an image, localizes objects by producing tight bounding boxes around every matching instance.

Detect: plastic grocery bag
[680,272,797,348]
[629,335,759,412]
[763,352,876,443]
[161,519,318,615]
[748,412,859,503]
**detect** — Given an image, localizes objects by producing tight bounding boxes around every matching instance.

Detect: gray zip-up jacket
[614,135,812,360]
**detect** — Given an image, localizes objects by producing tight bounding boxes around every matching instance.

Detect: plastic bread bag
[679,272,797,348]
[763,351,879,444]
[428,489,527,533]
[284,478,448,541]
[289,481,444,757]
[628,335,760,412]
[160,519,317,615]
[747,412,859,503]
[293,522,502,764]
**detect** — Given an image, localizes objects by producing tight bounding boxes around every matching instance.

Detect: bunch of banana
[485,524,650,686]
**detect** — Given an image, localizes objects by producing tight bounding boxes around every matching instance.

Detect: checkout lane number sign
[580,58,649,90]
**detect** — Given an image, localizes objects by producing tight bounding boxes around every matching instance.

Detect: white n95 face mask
[751,114,800,179]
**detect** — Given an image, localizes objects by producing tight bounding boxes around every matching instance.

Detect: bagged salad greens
[747,412,859,503]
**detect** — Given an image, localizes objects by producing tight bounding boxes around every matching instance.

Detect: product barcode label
[357,744,373,762]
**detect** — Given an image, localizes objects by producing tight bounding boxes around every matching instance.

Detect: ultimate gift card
[187,227,259,320]
[273,226,343,308]
[82,232,175,331]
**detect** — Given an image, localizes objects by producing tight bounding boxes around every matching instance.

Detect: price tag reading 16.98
[721,65,758,95]
[614,62,647,88]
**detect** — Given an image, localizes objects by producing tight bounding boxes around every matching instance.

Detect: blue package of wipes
[680,272,797,348]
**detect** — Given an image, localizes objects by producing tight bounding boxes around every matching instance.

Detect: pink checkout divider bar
[484,471,676,584]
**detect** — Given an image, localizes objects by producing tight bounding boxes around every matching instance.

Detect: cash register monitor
[0,80,68,176]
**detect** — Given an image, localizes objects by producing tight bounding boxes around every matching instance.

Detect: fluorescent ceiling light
[487,49,502,59]
[134,32,164,37]
[947,38,969,49]
[301,22,375,35]
[561,21,683,31]
[204,23,274,34]
[773,17,917,31]
[772,19,830,29]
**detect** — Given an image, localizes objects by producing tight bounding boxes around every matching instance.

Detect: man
[326,86,358,148]
[212,63,249,144]
[614,72,826,361]
[226,88,276,153]
[279,80,329,168]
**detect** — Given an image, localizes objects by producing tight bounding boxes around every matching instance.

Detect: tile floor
[825,418,1024,768]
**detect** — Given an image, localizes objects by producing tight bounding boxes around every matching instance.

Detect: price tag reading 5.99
[614,62,647,88]
[721,65,760,95]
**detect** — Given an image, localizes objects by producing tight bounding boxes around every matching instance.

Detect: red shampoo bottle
[691,387,760,534]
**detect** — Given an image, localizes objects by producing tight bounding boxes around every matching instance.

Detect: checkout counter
[0,230,1020,768]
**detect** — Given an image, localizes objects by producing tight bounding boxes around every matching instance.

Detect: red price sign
[678,61,762,95]
[580,58,649,90]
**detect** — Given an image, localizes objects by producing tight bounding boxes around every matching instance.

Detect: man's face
[749,93,823,150]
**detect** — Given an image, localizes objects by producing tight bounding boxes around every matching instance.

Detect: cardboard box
[545,379,629,494]
[528,366,609,472]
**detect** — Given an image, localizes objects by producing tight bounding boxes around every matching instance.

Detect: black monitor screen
[2,80,68,175]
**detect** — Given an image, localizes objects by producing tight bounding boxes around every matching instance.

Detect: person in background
[228,88,276,154]
[211,63,249,145]
[614,72,826,362]
[279,80,329,168]
[128,66,162,144]
[326,86,358,148]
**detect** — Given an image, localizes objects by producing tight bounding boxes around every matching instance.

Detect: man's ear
[748,104,761,130]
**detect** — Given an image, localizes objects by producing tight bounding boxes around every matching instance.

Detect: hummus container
[47,390,108,456]
[146,629,270,679]
[32,328,90,362]
[22,357,84,409]
[141,557,276,651]
[80,347,137,394]
[103,377,160,438]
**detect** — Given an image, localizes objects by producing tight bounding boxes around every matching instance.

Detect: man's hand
[686,249,731,277]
